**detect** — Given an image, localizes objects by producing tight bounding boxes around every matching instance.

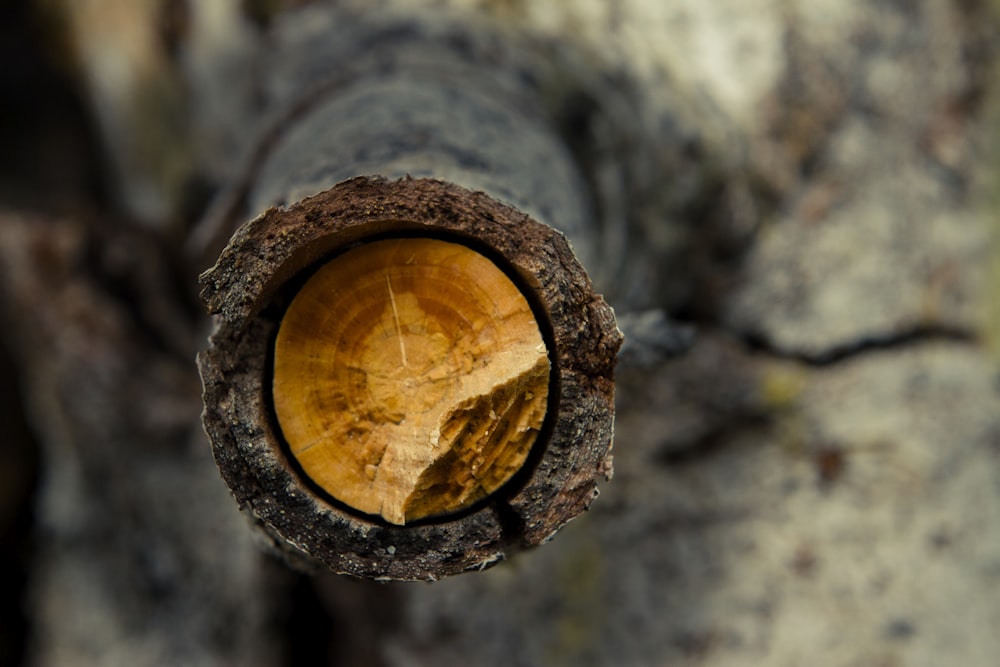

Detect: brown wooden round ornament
[198,177,621,580]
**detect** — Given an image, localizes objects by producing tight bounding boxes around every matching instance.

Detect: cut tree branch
[196,21,622,580]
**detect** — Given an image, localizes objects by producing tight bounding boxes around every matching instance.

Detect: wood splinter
[273,237,550,525]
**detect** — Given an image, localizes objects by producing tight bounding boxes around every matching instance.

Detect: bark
[191,11,623,579]
[2,1,998,666]
[199,177,619,579]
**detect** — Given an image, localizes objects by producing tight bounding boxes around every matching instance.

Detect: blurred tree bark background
[1,0,999,665]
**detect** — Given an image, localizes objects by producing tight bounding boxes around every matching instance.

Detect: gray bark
[246,23,598,272]
[1,1,998,666]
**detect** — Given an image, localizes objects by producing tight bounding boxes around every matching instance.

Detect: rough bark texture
[199,177,619,579]
[193,12,623,580]
[188,6,603,281]
[1,1,999,666]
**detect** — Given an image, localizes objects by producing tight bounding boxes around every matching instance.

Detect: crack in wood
[736,325,977,366]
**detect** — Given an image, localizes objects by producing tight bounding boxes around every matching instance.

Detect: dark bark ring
[198,176,620,580]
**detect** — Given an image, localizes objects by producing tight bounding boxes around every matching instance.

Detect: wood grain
[199,176,620,580]
[272,237,549,524]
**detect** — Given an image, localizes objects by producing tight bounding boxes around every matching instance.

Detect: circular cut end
[199,176,621,579]
[273,237,550,525]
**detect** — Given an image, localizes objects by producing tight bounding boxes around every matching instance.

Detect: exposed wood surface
[199,176,620,580]
[273,237,549,525]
